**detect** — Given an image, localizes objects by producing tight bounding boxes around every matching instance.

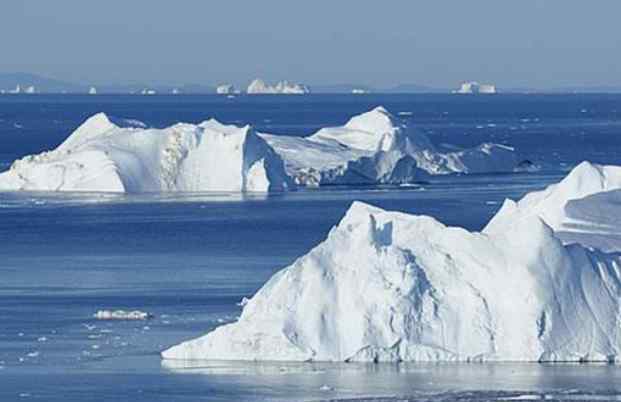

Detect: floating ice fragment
[94,310,153,320]
[237,297,250,307]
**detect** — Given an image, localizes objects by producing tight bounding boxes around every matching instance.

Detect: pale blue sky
[2,0,620,88]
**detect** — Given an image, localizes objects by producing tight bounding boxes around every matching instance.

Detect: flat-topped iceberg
[0,113,292,193]
[247,79,310,94]
[94,309,153,320]
[162,163,621,363]
[262,106,519,186]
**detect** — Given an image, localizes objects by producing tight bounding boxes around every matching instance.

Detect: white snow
[455,82,496,94]
[262,106,519,185]
[163,164,621,363]
[0,107,522,192]
[485,161,621,252]
[0,113,293,193]
[216,84,238,95]
[94,310,152,320]
[247,79,310,94]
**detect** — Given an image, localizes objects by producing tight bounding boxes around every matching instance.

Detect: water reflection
[162,360,621,401]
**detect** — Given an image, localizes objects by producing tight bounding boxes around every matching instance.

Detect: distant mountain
[311,84,376,94]
[548,85,621,94]
[0,72,85,93]
[0,73,216,94]
[97,83,216,94]
[383,83,446,93]
[3,72,620,95]
[312,83,447,94]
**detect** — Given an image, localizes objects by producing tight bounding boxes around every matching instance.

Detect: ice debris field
[163,162,621,363]
[0,107,523,193]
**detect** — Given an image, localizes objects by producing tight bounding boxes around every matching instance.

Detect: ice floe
[94,310,153,320]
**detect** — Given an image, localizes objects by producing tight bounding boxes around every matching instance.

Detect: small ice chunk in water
[237,297,250,306]
[319,385,333,391]
[94,310,153,320]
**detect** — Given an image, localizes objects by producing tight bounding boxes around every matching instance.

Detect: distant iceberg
[247,79,310,94]
[455,82,496,94]
[0,113,292,193]
[0,107,523,193]
[216,84,238,95]
[162,163,621,362]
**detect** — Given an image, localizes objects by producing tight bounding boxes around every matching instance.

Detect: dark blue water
[1,95,620,401]
[2,94,621,170]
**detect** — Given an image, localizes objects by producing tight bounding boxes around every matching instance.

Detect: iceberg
[94,310,152,320]
[247,79,310,94]
[0,113,292,193]
[0,107,523,192]
[262,107,519,186]
[455,82,497,94]
[216,84,238,95]
[162,164,621,363]
[485,161,621,252]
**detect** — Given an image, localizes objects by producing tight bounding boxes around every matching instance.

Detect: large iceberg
[0,113,292,192]
[262,106,519,186]
[247,79,310,94]
[162,163,621,363]
[0,107,523,192]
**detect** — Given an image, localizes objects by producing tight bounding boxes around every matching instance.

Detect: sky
[2,0,621,89]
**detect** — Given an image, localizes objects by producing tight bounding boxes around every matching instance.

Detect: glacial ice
[94,310,153,320]
[247,79,310,94]
[163,163,621,363]
[0,107,522,192]
[0,113,292,193]
[485,161,621,252]
[263,106,519,186]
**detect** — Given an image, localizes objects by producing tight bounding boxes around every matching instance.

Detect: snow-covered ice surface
[94,310,153,320]
[2,94,621,401]
[247,78,310,94]
[0,106,521,192]
[0,113,292,192]
[263,106,520,186]
[485,161,621,252]
[163,163,621,363]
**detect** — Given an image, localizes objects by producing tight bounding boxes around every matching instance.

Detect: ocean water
[1,94,621,401]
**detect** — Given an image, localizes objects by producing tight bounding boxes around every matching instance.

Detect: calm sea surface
[1,94,621,401]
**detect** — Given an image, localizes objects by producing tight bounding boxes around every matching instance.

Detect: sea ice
[94,310,153,320]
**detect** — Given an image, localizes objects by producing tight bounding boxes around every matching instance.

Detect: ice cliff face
[247,79,310,94]
[163,164,621,363]
[262,106,519,186]
[0,113,292,193]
